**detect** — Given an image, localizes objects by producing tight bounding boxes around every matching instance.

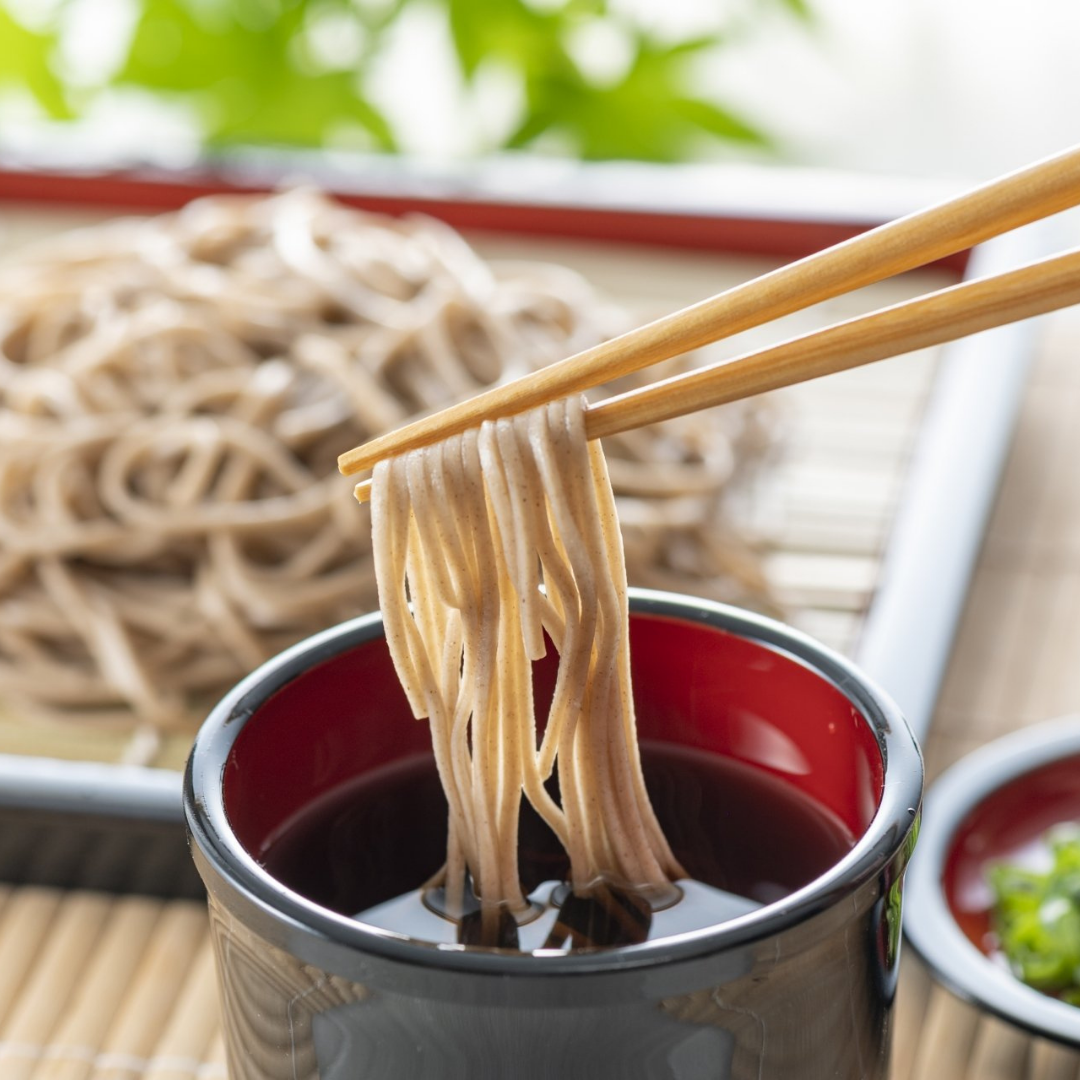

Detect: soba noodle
[0,190,773,750]
[371,396,684,915]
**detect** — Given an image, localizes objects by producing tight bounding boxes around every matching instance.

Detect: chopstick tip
[337,446,368,477]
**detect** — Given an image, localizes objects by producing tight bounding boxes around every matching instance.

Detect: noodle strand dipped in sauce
[371,396,685,935]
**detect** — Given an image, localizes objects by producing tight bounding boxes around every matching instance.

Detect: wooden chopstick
[338,142,1080,482]
[583,243,1080,437]
[351,244,1080,502]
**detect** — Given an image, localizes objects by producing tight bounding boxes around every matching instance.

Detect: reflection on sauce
[260,743,855,951]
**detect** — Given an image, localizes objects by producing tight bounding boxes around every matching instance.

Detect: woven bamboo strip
[141,937,221,1080]
[907,987,981,1080]
[890,954,932,1080]
[196,1031,228,1080]
[0,884,51,1027]
[86,902,206,1080]
[968,1016,1032,1079]
[1022,571,1080,721]
[0,892,113,1080]
[30,896,163,1080]
[1028,1040,1080,1080]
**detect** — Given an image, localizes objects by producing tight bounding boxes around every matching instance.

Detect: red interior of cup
[223,612,884,862]
[943,753,1080,953]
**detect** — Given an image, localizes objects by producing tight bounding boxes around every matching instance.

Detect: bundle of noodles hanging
[371,396,684,924]
[0,190,774,743]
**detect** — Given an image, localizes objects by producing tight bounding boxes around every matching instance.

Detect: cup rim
[185,588,922,977]
[904,715,1080,1046]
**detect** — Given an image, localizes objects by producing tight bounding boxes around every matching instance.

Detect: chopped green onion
[989,825,1080,1002]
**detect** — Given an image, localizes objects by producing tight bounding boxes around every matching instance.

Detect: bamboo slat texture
[0,213,948,767]
[0,893,224,1080]
[890,306,1080,1080]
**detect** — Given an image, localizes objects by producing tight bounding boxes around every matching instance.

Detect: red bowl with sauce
[905,716,1080,1046]
[185,589,922,1080]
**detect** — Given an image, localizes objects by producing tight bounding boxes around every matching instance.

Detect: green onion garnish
[989,825,1080,1003]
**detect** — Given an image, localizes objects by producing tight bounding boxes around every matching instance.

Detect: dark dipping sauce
[258,743,856,951]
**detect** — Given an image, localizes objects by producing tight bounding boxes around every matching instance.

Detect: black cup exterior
[186,590,923,1080]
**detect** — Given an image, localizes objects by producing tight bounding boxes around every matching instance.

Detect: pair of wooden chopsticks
[339,144,1080,502]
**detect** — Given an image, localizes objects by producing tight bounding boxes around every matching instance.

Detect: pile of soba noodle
[372,396,685,917]
[0,189,774,745]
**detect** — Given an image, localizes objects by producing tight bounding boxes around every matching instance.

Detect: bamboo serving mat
[0,209,946,768]
[891,306,1080,1080]
[0,889,225,1080]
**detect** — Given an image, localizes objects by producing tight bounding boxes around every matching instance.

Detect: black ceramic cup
[185,590,922,1080]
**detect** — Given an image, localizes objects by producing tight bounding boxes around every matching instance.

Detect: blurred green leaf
[117,0,395,148]
[991,828,1080,1001]
[775,0,813,20]
[0,6,72,119]
[0,0,809,160]
[446,0,574,81]
[506,28,768,162]
[670,98,767,146]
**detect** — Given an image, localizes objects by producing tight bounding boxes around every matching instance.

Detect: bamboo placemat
[0,207,947,768]
[0,889,225,1080]
[891,306,1080,1080]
